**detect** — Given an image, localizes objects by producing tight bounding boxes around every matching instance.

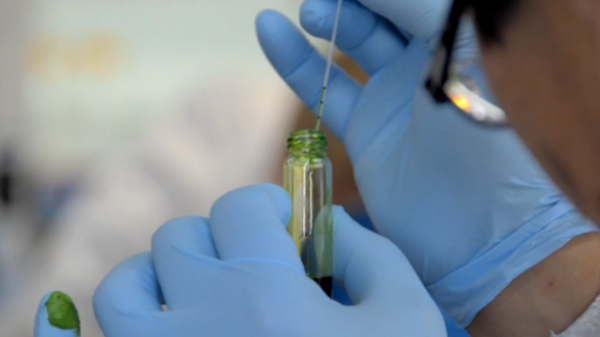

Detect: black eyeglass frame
[425,0,509,126]
[425,0,470,104]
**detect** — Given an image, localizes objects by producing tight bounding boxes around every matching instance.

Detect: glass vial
[284,130,333,297]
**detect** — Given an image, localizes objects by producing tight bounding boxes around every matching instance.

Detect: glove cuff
[427,199,599,328]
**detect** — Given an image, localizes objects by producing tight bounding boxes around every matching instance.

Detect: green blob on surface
[45,291,81,336]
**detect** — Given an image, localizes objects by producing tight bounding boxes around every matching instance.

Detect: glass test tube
[284,130,333,297]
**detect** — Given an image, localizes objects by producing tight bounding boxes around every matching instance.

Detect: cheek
[479,49,553,150]
[573,0,600,33]
[480,47,600,224]
[481,59,579,203]
[480,50,569,186]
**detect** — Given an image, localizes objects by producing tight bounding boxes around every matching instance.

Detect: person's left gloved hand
[91,184,445,337]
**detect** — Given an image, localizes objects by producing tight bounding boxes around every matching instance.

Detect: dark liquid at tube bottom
[312,276,333,297]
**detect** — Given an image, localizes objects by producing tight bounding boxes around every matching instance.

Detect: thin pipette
[314,0,344,131]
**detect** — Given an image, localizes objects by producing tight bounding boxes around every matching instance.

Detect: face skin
[479,0,600,226]
[469,2,600,335]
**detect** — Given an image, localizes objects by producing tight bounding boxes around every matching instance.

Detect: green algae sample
[46,291,81,336]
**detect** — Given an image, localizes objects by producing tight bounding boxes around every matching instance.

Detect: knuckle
[369,235,403,260]
[213,184,284,213]
[151,216,206,250]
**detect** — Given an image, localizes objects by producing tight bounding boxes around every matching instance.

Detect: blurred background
[0,0,331,335]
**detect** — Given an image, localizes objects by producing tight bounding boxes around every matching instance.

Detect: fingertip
[255,10,317,77]
[333,205,372,237]
[256,182,288,197]
[151,216,216,258]
[256,8,284,23]
[212,185,292,228]
[35,291,81,337]
[94,254,166,336]
[255,9,291,41]
[255,8,275,20]
[35,292,52,334]
[37,291,53,309]
[255,9,274,32]
[333,205,351,220]
[209,185,301,266]
[258,184,292,225]
[299,0,328,33]
[94,253,163,318]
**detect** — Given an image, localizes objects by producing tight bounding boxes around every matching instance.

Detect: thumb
[35,291,81,337]
[332,207,447,336]
[333,206,435,308]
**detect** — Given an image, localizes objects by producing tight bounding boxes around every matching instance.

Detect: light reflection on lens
[451,95,471,111]
[443,61,508,126]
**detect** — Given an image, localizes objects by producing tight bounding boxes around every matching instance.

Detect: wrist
[468,232,600,337]
[428,208,598,328]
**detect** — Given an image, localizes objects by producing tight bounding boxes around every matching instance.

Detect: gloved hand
[348,211,471,337]
[256,0,599,327]
[93,185,446,337]
[34,291,81,337]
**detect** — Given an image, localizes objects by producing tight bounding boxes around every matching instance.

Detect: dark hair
[472,0,520,44]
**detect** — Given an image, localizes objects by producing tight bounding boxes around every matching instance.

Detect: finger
[343,40,428,163]
[358,0,451,43]
[151,216,220,308]
[256,10,362,139]
[332,207,433,308]
[93,253,165,336]
[35,292,80,337]
[300,0,406,76]
[209,184,304,273]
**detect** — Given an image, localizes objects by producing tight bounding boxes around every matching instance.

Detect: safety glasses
[425,0,508,126]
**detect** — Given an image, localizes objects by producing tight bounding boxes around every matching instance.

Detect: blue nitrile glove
[346,211,471,337]
[256,0,599,328]
[35,291,81,337]
[93,185,446,337]
[344,211,469,337]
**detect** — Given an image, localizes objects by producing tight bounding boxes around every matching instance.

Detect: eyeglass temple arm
[426,0,470,103]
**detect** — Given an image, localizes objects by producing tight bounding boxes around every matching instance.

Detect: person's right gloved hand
[256,0,598,328]
[92,185,446,337]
